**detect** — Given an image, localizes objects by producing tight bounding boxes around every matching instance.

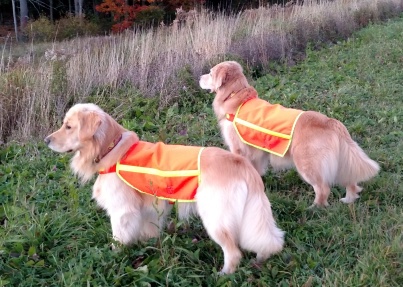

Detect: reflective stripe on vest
[227,98,304,157]
[114,141,204,202]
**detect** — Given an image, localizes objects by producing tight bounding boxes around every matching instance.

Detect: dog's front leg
[110,211,143,247]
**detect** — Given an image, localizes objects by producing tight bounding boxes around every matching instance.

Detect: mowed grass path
[1,17,402,287]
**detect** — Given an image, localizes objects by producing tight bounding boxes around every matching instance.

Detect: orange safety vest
[226,98,304,157]
[100,141,204,202]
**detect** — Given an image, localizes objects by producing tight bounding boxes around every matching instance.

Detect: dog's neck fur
[213,84,259,121]
[94,132,123,164]
[71,114,139,183]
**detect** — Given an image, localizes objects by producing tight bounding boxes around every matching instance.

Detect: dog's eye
[66,125,71,130]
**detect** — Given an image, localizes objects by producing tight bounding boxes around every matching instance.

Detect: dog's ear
[78,111,102,141]
[213,66,228,91]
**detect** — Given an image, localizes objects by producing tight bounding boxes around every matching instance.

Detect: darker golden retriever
[200,61,379,207]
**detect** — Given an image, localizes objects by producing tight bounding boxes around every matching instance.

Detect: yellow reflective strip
[234,118,292,140]
[233,123,285,157]
[290,111,304,136]
[117,164,199,177]
[232,104,286,157]
[116,162,197,202]
[232,103,304,157]
[235,102,243,117]
[241,137,284,157]
[197,148,204,184]
[282,111,304,154]
[116,163,141,191]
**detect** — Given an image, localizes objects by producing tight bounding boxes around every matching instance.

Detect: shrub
[377,1,400,20]
[24,15,102,42]
[55,15,102,40]
[319,13,357,45]
[290,18,321,53]
[229,32,290,69]
[135,6,165,29]
[353,6,377,28]
[24,16,54,42]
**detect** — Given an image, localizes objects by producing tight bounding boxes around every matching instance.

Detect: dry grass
[0,0,402,143]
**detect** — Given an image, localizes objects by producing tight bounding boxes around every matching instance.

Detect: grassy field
[1,16,403,287]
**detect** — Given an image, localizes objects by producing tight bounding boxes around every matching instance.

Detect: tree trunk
[74,0,79,16]
[11,0,19,41]
[50,0,54,22]
[19,0,29,29]
[74,0,84,17]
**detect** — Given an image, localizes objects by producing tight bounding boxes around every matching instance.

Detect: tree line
[0,0,285,39]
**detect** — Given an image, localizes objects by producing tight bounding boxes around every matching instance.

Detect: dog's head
[199,61,257,118]
[45,103,138,182]
[45,103,103,154]
[199,61,248,93]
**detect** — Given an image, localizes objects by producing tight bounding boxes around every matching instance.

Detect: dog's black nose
[44,136,51,145]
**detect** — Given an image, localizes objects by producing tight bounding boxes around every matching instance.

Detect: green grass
[1,17,403,286]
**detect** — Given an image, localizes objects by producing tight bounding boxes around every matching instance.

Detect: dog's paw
[308,202,329,209]
[250,259,263,270]
[110,242,122,252]
[218,267,235,275]
[340,195,359,204]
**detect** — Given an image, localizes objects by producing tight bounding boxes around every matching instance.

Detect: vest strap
[99,164,117,174]
[226,113,235,122]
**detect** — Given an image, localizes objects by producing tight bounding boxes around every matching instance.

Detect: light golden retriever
[44,103,284,274]
[199,61,379,207]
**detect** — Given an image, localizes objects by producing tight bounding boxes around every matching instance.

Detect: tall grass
[0,0,402,143]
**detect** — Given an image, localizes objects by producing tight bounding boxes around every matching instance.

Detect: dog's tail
[333,120,380,185]
[239,168,285,261]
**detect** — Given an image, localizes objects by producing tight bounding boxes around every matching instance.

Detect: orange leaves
[96,0,135,15]
[95,0,138,32]
[95,0,206,33]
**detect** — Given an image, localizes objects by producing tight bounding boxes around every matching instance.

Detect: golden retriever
[199,61,379,207]
[44,103,284,274]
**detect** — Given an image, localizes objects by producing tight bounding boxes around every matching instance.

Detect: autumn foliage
[96,0,205,33]
[95,0,137,33]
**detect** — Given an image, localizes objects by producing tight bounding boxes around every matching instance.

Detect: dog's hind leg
[196,183,246,274]
[213,230,243,275]
[194,216,242,274]
[293,143,338,207]
[311,183,331,207]
[199,216,243,274]
[340,184,362,204]
[294,164,331,207]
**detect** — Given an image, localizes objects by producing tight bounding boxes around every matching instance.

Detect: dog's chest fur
[219,119,248,156]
